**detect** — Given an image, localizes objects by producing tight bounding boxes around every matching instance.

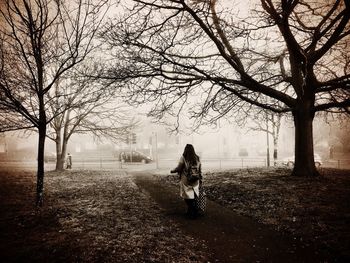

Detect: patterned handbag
[195,181,206,214]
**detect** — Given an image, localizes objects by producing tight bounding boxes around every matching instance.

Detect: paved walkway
[133,171,331,263]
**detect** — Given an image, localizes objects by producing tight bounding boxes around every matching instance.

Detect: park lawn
[0,168,210,263]
[0,166,349,262]
[161,167,350,261]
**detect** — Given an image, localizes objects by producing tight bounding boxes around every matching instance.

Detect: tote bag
[195,182,206,214]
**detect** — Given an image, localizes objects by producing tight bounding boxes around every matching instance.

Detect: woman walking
[171,144,202,219]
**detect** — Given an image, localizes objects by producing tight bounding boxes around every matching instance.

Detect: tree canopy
[100,0,350,176]
[0,0,110,205]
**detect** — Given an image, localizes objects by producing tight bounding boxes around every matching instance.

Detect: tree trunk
[272,113,281,167]
[56,154,65,171]
[55,141,67,171]
[55,138,68,171]
[60,110,71,170]
[60,140,69,170]
[292,102,319,177]
[36,122,46,206]
[54,110,70,170]
[273,138,278,166]
[55,132,63,171]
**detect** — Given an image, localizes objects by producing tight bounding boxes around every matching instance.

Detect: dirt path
[133,171,332,263]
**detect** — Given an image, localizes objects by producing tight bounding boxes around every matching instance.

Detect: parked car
[118,151,152,163]
[282,153,322,167]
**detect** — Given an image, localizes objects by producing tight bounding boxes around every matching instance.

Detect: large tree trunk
[292,102,319,177]
[36,122,46,206]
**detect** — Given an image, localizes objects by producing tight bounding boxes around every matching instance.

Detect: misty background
[1,112,349,170]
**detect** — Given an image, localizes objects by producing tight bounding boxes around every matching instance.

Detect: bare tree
[0,0,109,205]
[320,115,350,158]
[248,110,282,166]
[47,71,136,170]
[100,0,350,177]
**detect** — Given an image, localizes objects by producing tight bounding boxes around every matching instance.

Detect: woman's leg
[184,199,197,218]
[189,199,198,218]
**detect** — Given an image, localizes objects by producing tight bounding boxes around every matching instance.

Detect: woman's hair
[183,144,199,165]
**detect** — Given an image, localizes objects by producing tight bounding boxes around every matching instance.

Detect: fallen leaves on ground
[158,167,350,259]
[1,166,349,262]
[0,168,211,262]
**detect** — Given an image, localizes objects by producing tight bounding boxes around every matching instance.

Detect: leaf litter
[0,168,211,262]
[159,167,350,260]
[1,166,349,261]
